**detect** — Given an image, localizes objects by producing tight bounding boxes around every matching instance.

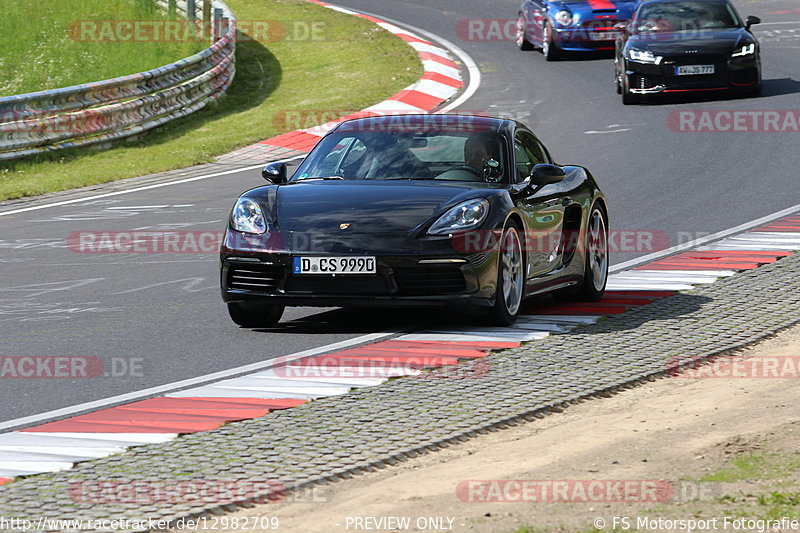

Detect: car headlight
[428,199,490,235]
[555,10,573,26]
[230,198,267,234]
[731,43,756,57]
[628,48,658,63]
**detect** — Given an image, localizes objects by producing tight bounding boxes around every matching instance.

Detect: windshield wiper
[384,177,432,180]
[298,176,344,181]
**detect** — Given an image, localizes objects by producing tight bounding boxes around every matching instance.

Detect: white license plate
[293,256,376,275]
[589,31,617,41]
[675,64,715,76]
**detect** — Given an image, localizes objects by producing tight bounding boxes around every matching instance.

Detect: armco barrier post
[188,0,196,22]
[204,0,212,39]
[214,7,222,41]
[168,0,177,16]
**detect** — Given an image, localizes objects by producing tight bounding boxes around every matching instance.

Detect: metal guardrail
[0,0,236,161]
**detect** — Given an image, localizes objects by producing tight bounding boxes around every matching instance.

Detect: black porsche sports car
[220,115,608,327]
[614,0,762,104]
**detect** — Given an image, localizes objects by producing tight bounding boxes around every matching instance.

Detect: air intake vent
[227,264,284,292]
[394,266,466,295]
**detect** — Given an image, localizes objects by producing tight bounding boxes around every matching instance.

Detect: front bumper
[624,54,760,95]
[553,24,622,52]
[220,252,498,309]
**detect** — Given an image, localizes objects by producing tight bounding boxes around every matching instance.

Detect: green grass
[0,0,422,200]
[0,0,205,95]
[700,451,800,482]
[756,491,800,520]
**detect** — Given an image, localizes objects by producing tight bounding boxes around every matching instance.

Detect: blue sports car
[517,0,640,60]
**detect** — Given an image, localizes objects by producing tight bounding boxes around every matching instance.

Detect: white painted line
[200,377,352,395]
[423,329,550,341]
[610,203,800,272]
[339,5,478,114]
[605,281,696,291]
[506,322,573,333]
[610,273,719,284]
[727,233,800,243]
[13,432,179,443]
[0,330,398,432]
[249,371,387,387]
[405,79,460,100]
[519,315,601,324]
[407,42,452,59]
[165,387,324,400]
[0,467,62,478]
[0,461,74,474]
[274,365,421,378]
[398,333,524,343]
[632,270,737,277]
[0,446,121,459]
[0,450,105,462]
[326,5,358,15]
[365,100,426,113]
[422,60,462,80]
[698,242,799,251]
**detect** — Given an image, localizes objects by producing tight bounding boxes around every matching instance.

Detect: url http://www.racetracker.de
[0,515,281,532]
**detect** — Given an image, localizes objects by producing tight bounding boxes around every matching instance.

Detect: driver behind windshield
[436,132,504,182]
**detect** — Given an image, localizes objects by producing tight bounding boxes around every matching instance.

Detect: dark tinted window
[634,1,740,32]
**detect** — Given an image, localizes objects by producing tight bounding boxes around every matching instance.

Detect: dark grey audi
[614,0,762,104]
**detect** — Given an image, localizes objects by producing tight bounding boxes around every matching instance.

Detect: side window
[318,137,355,174]
[514,139,533,182]
[340,139,367,168]
[516,131,547,167]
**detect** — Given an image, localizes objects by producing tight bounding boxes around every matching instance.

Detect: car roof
[334,114,516,135]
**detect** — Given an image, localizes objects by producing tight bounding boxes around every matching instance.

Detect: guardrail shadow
[4,29,281,166]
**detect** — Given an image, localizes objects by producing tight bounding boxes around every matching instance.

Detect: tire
[483,223,525,326]
[615,64,623,94]
[516,15,535,51]
[621,74,640,105]
[542,24,561,61]
[227,302,284,328]
[555,205,608,301]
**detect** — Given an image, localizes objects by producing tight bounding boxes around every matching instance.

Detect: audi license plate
[675,65,715,76]
[293,256,376,275]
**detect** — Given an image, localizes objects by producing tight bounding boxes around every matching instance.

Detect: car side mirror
[613,22,628,33]
[746,15,761,29]
[262,162,288,184]
[530,164,566,186]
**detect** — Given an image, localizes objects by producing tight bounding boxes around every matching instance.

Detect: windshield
[292,129,508,183]
[633,1,741,32]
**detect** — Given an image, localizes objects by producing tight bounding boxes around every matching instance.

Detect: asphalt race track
[1,0,799,425]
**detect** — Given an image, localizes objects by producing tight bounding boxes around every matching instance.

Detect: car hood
[629,29,749,56]
[560,0,638,18]
[245,180,500,254]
